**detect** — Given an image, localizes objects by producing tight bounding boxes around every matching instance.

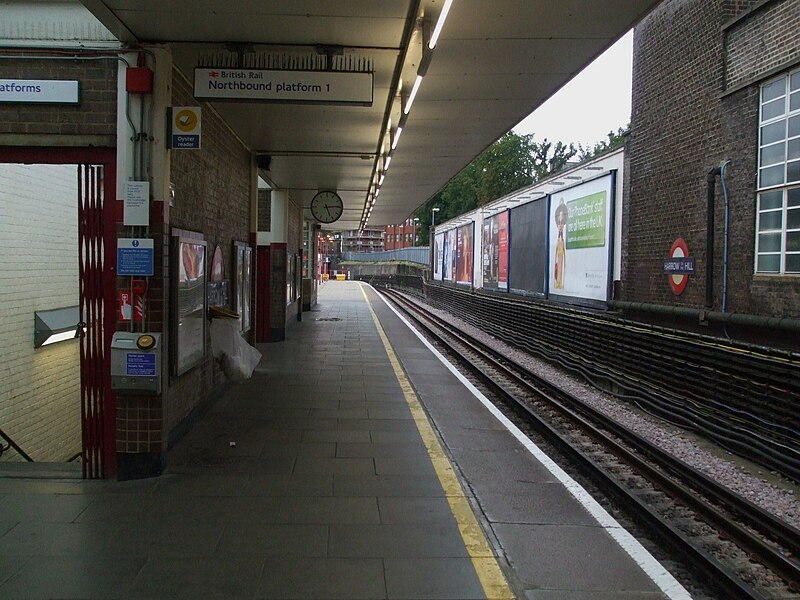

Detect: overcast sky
[513,30,633,148]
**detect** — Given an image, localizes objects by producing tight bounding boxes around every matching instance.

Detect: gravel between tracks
[417,297,800,530]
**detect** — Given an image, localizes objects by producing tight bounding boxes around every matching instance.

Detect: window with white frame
[756,67,800,274]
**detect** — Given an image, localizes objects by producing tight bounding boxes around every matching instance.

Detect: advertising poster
[456,223,474,285]
[443,229,455,282]
[509,198,547,296]
[482,211,509,290]
[433,232,444,281]
[548,173,614,302]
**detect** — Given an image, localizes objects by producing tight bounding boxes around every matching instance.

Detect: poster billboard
[433,232,444,281]
[549,173,614,302]
[443,229,455,282]
[482,211,509,290]
[456,223,474,284]
[509,197,547,296]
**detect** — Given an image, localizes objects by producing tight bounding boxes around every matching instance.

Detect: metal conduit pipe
[609,300,800,333]
[707,164,723,308]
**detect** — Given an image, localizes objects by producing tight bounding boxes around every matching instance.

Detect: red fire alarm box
[126,67,153,94]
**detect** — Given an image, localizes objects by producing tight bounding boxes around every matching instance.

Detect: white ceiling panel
[80,0,662,229]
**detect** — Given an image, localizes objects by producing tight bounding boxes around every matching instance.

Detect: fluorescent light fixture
[392,127,403,150]
[379,173,385,185]
[428,0,454,49]
[34,305,81,348]
[384,155,392,170]
[404,75,423,115]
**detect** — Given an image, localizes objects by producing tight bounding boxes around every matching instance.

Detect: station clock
[310,190,344,224]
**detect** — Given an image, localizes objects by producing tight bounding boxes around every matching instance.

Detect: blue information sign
[127,353,156,376]
[117,238,154,276]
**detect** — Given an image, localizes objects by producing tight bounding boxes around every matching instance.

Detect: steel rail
[381,288,800,598]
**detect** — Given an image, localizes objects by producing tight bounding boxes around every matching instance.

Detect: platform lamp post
[413,217,420,246]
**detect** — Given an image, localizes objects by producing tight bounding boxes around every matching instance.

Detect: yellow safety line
[359,284,515,600]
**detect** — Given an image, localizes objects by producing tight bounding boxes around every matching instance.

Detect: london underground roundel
[668,238,690,295]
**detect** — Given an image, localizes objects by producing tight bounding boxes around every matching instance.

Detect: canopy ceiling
[80,0,660,230]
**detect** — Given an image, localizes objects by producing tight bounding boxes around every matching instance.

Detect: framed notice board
[172,236,207,375]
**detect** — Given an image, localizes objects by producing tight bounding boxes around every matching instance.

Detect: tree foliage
[414,131,578,242]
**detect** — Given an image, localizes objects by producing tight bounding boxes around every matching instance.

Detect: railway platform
[0,281,689,599]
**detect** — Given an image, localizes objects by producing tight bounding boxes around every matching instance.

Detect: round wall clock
[310,190,343,224]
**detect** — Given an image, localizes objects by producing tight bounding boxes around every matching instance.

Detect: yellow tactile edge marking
[359,284,515,600]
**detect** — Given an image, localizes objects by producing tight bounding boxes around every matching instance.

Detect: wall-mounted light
[34,306,82,348]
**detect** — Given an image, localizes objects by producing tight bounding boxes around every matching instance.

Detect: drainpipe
[706,165,722,308]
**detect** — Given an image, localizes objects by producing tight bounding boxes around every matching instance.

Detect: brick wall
[165,69,252,434]
[725,0,800,90]
[627,0,800,317]
[0,164,82,462]
[0,57,117,144]
[114,67,253,456]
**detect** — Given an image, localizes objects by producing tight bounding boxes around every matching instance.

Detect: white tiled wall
[0,163,82,462]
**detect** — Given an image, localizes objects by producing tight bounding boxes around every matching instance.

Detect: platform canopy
[81,0,660,230]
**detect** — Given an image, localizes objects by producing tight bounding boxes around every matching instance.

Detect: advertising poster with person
[456,223,473,284]
[443,229,454,281]
[548,173,614,302]
[482,211,509,290]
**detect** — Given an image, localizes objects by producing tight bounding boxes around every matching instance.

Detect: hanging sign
[193,68,373,105]
[0,79,79,104]
[664,238,694,295]
[169,106,201,149]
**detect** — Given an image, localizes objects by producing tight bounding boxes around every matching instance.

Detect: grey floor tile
[492,523,662,592]
[293,456,376,475]
[378,497,457,525]
[525,591,668,599]
[478,486,599,526]
[259,441,336,458]
[336,442,429,458]
[219,496,380,524]
[257,558,386,599]
[301,429,372,443]
[127,556,263,599]
[451,448,559,491]
[0,556,27,587]
[385,558,486,599]
[108,519,226,558]
[329,523,469,558]
[0,556,145,599]
[247,472,334,497]
[334,474,446,497]
[0,522,118,557]
[0,493,92,523]
[367,407,415,420]
[373,456,439,477]
[217,523,328,556]
[369,429,424,444]
[311,407,370,420]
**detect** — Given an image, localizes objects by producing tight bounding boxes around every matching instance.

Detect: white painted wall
[0,164,82,462]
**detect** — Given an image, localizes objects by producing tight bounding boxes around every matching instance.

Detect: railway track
[379,287,800,600]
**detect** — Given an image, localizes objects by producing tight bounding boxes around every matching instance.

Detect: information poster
[548,173,614,302]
